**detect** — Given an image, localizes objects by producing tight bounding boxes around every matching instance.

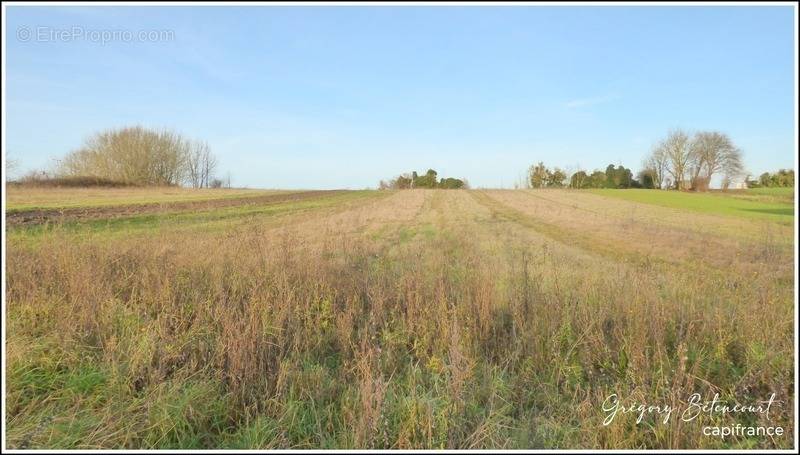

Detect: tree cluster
[58,126,220,187]
[380,169,467,190]
[530,162,638,189]
[748,169,795,188]
[528,129,754,191]
[528,162,568,188]
[642,129,744,190]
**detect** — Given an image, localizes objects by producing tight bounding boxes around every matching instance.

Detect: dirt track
[5,190,346,227]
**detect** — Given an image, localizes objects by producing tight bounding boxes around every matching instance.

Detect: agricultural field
[587,188,794,223]
[4,186,284,212]
[3,187,796,449]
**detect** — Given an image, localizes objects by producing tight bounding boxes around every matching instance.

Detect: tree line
[529,162,639,189]
[57,126,225,188]
[525,129,765,191]
[380,169,468,190]
[747,169,795,188]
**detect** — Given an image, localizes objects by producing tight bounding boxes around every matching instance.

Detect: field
[587,188,794,222]
[4,186,282,212]
[4,186,796,449]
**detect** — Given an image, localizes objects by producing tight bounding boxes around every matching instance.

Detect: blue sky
[4,5,796,189]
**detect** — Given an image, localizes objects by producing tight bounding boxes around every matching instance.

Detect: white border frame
[1,1,797,453]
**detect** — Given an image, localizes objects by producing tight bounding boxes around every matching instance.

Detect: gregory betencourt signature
[601,392,780,426]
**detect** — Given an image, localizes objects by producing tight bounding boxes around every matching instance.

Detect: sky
[4,5,797,189]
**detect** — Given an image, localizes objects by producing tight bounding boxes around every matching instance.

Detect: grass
[717,187,795,206]
[587,188,794,224]
[744,187,794,197]
[4,187,796,449]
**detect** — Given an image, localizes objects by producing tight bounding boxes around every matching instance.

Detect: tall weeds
[5,191,794,449]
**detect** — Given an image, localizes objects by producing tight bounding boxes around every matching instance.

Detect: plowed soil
[5,190,345,226]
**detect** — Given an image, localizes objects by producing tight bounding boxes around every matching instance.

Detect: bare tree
[720,147,744,188]
[200,143,217,188]
[688,131,743,190]
[149,130,187,185]
[721,175,732,191]
[662,129,693,190]
[185,142,202,188]
[6,156,19,179]
[643,142,668,189]
[184,141,217,188]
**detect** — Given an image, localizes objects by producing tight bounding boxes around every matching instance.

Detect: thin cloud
[565,93,619,109]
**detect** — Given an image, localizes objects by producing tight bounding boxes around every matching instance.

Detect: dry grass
[4,189,795,449]
[5,186,281,211]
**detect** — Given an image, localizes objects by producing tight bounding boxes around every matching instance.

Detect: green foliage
[588,170,607,188]
[394,175,413,189]
[383,169,465,190]
[569,171,588,189]
[438,177,465,189]
[414,169,439,189]
[529,162,566,188]
[547,168,567,188]
[528,162,548,188]
[637,169,657,189]
[539,163,639,189]
[142,380,230,448]
[604,164,635,188]
[752,169,795,188]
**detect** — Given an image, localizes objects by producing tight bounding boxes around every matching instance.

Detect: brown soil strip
[6,190,347,227]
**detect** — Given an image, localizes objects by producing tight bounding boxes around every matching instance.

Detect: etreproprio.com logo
[16,26,174,44]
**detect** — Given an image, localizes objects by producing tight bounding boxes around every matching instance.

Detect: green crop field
[4,187,796,450]
[587,188,795,223]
